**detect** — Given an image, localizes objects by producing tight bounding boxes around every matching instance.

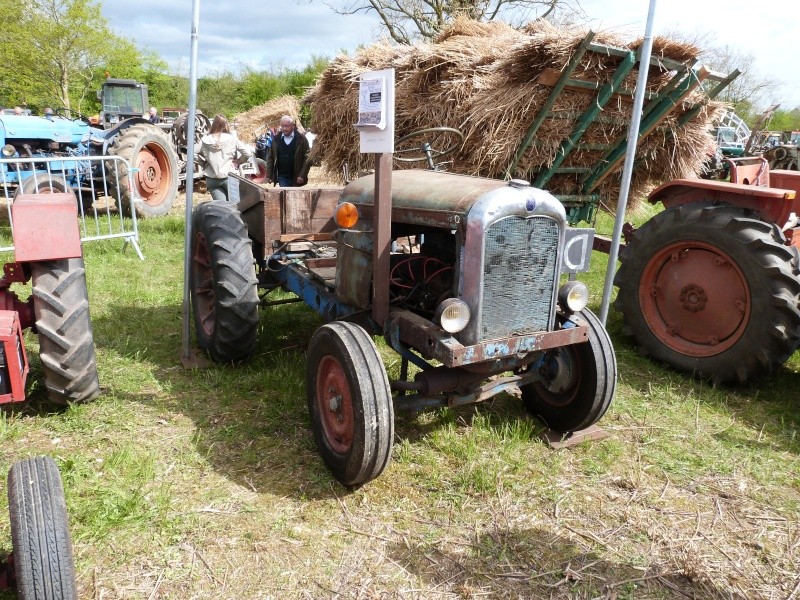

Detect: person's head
[13,106,22,115]
[209,114,230,135]
[149,106,157,116]
[43,107,53,116]
[279,115,296,136]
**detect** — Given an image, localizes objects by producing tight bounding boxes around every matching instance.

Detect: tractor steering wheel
[394,127,464,170]
[54,107,91,125]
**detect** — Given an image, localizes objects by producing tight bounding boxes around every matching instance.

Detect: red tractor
[0,191,100,598]
[614,157,800,384]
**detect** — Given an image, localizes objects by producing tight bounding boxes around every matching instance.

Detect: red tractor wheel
[306,322,394,487]
[615,202,800,384]
[108,124,179,218]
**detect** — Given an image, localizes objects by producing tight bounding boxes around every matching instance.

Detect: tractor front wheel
[31,258,100,404]
[614,202,800,384]
[306,322,394,487]
[108,124,179,218]
[521,309,616,433]
[190,201,259,362]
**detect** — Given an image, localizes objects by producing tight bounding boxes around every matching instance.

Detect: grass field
[1,203,799,599]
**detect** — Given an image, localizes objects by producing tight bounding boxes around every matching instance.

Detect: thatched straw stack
[304,19,726,206]
[233,95,303,144]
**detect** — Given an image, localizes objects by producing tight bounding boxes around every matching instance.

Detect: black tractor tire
[8,456,78,600]
[306,322,394,487]
[14,175,74,199]
[31,258,100,405]
[107,124,179,218]
[521,309,616,433]
[190,201,259,362]
[614,202,800,385]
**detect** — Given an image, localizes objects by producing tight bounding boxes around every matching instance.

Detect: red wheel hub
[640,242,750,357]
[316,356,354,454]
[191,232,215,337]
[134,142,172,206]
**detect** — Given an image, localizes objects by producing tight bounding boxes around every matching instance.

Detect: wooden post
[372,153,393,326]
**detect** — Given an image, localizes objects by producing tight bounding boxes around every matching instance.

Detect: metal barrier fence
[0,155,143,259]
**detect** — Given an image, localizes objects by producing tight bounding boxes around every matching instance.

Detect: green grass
[0,208,799,599]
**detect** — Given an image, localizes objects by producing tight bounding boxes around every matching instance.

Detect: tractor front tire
[190,201,259,362]
[521,309,616,433]
[8,456,78,600]
[306,322,394,487]
[615,202,800,385]
[31,258,100,405]
[108,124,179,218]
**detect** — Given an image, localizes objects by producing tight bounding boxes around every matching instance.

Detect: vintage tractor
[0,110,181,218]
[0,190,99,598]
[190,150,617,486]
[97,77,211,212]
[614,157,800,384]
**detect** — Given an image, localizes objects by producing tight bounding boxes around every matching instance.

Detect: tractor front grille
[479,216,558,340]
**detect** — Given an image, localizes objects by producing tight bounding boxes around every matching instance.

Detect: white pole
[598,0,658,326]
[181,0,201,360]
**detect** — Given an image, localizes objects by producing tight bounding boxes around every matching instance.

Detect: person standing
[148,107,159,124]
[196,114,253,201]
[267,115,311,187]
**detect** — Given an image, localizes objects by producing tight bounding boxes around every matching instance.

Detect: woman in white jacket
[196,114,253,201]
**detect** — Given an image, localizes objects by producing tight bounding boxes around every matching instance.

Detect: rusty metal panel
[12,193,81,262]
[335,230,372,308]
[283,189,312,234]
[388,309,588,368]
[311,188,341,233]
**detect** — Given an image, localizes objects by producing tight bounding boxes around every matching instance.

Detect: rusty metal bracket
[180,347,211,369]
[541,424,609,449]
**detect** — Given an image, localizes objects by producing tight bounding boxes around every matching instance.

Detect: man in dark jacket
[267,115,311,187]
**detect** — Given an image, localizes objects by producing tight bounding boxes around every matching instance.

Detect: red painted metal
[0,552,14,590]
[315,355,354,454]
[639,240,749,357]
[0,310,30,404]
[11,193,81,262]
[0,289,34,332]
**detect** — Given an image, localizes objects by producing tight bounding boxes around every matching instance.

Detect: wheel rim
[640,241,750,357]
[533,348,582,407]
[192,232,216,337]
[316,355,354,455]
[135,142,173,206]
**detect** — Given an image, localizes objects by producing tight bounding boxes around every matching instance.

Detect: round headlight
[558,281,589,313]
[2,144,15,157]
[435,298,470,334]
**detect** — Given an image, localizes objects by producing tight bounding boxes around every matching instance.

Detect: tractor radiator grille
[480,216,558,340]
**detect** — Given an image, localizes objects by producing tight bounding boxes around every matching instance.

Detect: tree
[0,0,149,112]
[318,0,581,44]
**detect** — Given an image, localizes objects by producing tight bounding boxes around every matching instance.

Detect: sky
[101,0,800,110]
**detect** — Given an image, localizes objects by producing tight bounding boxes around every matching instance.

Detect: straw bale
[302,18,721,209]
[233,95,302,144]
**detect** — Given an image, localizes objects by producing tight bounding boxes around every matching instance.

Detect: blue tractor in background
[0,109,180,217]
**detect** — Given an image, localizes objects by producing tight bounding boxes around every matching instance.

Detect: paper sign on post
[355,68,395,154]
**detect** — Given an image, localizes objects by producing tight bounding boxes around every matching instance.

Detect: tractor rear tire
[614,202,800,385]
[190,201,259,362]
[306,322,394,487]
[521,309,616,433]
[31,258,100,404]
[108,124,179,218]
[8,456,78,600]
